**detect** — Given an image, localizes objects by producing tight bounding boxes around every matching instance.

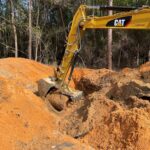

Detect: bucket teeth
[71,91,83,100]
[61,84,83,100]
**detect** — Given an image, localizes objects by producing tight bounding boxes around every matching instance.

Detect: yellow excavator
[38,5,150,110]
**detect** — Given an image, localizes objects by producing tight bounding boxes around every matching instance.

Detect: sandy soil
[0,58,150,150]
[0,58,93,150]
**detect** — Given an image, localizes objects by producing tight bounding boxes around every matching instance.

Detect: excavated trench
[47,68,150,150]
[44,75,104,138]
[34,64,150,149]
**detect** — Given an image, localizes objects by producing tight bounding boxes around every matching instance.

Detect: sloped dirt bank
[0,58,93,150]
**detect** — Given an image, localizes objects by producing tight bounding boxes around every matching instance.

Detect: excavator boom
[57,5,150,83]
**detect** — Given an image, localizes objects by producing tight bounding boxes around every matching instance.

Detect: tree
[28,0,32,59]
[34,0,40,61]
[10,0,18,57]
[107,0,113,70]
[149,50,150,61]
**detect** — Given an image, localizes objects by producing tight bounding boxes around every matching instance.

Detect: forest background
[0,0,150,69]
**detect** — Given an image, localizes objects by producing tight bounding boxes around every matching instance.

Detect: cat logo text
[106,16,132,27]
[114,19,126,27]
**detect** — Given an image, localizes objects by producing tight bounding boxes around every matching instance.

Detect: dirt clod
[46,92,69,112]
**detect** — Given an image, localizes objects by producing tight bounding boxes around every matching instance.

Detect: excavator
[38,5,150,111]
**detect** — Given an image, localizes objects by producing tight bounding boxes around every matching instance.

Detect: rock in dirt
[107,79,150,101]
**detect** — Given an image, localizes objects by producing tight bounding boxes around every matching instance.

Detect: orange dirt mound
[58,62,150,150]
[0,58,93,150]
[0,58,54,92]
[1,57,150,150]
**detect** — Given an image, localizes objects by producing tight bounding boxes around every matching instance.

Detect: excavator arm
[38,5,150,101]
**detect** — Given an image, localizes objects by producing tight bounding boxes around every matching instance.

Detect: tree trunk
[136,44,140,66]
[28,0,32,59]
[10,0,18,57]
[35,39,39,61]
[35,0,40,61]
[118,49,122,68]
[137,50,140,66]
[148,50,150,61]
[107,0,113,70]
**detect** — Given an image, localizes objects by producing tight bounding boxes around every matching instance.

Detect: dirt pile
[0,58,54,92]
[0,58,93,150]
[59,64,150,150]
[78,94,150,150]
[1,57,150,150]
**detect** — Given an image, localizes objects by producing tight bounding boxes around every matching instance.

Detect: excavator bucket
[37,77,83,110]
[38,77,83,99]
[38,77,57,97]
